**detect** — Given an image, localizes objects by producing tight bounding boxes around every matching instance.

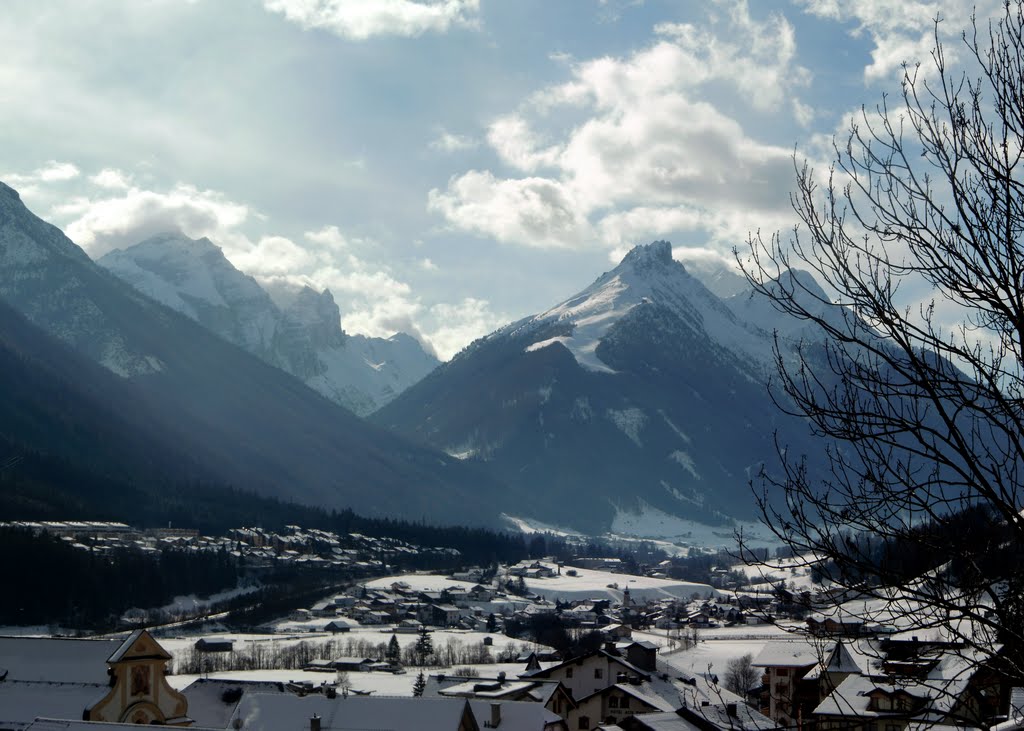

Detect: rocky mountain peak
[619,240,675,272]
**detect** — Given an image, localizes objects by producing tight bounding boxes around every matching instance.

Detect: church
[0,629,194,729]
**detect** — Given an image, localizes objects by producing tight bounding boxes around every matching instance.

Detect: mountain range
[0,181,508,527]
[98,233,437,416]
[374,241,825,534]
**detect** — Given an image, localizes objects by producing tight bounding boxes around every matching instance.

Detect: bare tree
[724,653,760,701]
[740,1,1024,687]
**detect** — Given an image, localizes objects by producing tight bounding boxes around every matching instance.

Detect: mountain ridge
[98,231,438,415]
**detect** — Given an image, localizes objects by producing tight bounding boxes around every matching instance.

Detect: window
[566,667,574,678]
[595,668,603,679]
[621,696,629,710]
[579,716,590,729]
[609,697,619,709]
[777,668,789,677]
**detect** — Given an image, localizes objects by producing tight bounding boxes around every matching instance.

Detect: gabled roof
[523,648,651,680]
[106,629,171,663]
[825,641,863,675]
[576,683,675,712]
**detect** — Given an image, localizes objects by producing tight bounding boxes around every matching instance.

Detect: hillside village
[3,544,1021,731]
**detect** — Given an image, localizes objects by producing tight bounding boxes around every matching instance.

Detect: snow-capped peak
[516,240,768,373]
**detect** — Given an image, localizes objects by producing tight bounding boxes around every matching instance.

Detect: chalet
[571,682,675,729]
[523,648,652,702]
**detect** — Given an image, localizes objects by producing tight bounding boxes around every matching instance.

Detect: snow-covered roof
[230,692,545,731]
[0,680,108,728]
[180,678,286,729]
[0,637,123,684]
[751,639,823,668]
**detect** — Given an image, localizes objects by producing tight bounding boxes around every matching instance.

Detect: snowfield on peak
[513,241,771,374]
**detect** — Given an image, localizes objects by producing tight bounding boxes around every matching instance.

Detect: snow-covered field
[166,662,540,696]
[522,562,715,603]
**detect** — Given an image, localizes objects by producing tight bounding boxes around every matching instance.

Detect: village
[2,525,1020,731]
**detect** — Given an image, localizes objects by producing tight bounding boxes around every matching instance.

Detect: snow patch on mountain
[611,499,777,549]
[606,407,646,446]
[669,450,701,480]
[505,241,772,374]
[659,411,692,444]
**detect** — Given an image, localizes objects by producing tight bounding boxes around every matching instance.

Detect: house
[325,619,358,633]
[0,630,191,727]
[752,640,823,727]
[571,682,675,729]
[523,648,652,702]
[194,637,234,653]
[431,673,577,721]
[812,642,1005,731]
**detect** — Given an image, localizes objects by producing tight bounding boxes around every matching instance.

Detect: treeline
[173,633,535,675]
[0,447,529,567]
[0,527,237,628]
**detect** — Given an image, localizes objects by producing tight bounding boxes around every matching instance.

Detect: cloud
[90,168,133,190]
[2,160,81,198]
[429,1,805,254]
[429,130,479,152]
[262,0,481,40]
[428,170,591,248]
[54,183,249,257]
[425,297,507,360]
[794,0,1004,82]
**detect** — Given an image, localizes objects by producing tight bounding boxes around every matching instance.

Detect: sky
[0,0,1004,360]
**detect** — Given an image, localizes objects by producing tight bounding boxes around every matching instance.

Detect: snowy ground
[635,625,796,680]
[159,626,553,677]
[167,662,541,696]
[522,562,715,603]
[726,553,823,592]
[503,508,782,555]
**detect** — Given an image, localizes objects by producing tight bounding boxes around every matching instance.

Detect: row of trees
[0,527,237,629]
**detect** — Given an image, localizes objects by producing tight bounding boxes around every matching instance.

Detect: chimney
[727,703,738,718]
[490,703,501,727]
[604,641,618,655]
[310,714,321,731]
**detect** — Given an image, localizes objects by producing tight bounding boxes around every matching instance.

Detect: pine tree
[413,670,426,697]
[414,629,433,664]
[386,633,401,664]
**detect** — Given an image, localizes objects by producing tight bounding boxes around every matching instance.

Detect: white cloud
[3,160,81,198]
[90,168,133,190]
[262,0,481,40]
[430,1,805,254]
[428,170,591,249]
[429,130,479,152]
[55,183,249,257]
[486,115,561,172]
[425,297,507,360]
[795,0,1004,83]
